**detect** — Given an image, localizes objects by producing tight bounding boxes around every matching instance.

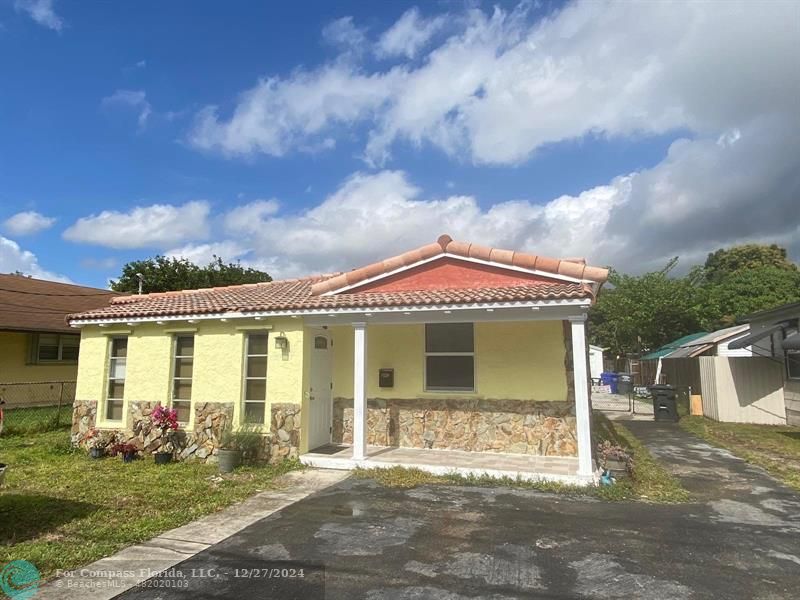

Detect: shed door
[308,332,332,450]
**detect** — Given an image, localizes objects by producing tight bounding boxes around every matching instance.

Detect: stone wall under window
[332,397,577,457]
[71,399,301,464]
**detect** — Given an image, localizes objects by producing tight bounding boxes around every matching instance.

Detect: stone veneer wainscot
[71,399,301,464]
[332,397,578,457]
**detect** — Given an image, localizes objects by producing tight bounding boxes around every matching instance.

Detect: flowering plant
[83,428,115,450]
[596,440,634,474]
[110,440,139,457]
[151,404,179,432]
[150,404,179,453]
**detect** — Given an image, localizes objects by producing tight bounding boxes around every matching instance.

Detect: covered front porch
[302,444,583,484]
[299,302,597,486]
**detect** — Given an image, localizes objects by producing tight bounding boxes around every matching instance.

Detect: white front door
[308,330,333,450]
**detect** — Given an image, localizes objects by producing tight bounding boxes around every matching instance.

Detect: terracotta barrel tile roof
[309,234,608,296]
[68,235,608,322]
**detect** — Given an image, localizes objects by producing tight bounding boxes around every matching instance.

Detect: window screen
[106,337,127,421]
[244,333,268,424]
[424,323,475,391]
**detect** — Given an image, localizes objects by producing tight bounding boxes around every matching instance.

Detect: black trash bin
[649,384,679,422]
[617,372,633,396]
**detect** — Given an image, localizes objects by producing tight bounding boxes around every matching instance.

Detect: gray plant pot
[604,458,630,479]
[218,449,242,473]
[0,463,6,487]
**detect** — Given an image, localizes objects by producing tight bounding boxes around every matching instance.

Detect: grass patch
[594,415,690,503]
[680,416,800,492]
[0,430,302,579]
[1,405,72,435]
[355,415,690,503]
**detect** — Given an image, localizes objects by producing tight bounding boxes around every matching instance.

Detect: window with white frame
[106,337,127,421]
[35,333,80,363]
[424,323,475,391]
[787,350,800,380]
[244,333,268,424]
[172,335,194,422]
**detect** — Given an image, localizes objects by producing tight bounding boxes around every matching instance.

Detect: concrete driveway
[118,422,800,599]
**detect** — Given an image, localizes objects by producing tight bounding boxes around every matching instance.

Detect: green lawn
[680,416,800,492]
[1,405,71,436]
[355,415,690,503]
[0,430,301,580]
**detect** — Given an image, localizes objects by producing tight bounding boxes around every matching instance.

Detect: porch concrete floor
[301,444,590,484]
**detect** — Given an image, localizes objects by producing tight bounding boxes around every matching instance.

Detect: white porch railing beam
[570,316,594,478]
[352,322,368,460]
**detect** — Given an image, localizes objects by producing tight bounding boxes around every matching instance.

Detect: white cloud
[188,1,799,166]
[322,16,367,55]
[0,235,69,281]
[189,66,400,157]
[2,211,56,236]
[203,134,798,279]
[376,7,445,59]
[179,0,799,280]
[63,201,210,250]
[102,89,152,128]
[223,199,280,235]
[165,241,250,266]
[200,170,625,279]
[14,0,63,32]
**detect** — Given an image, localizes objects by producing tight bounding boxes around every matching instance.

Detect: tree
[697,266,800,329]
[111,256,271,294]
[589,262,702,358]
[589,243,800,357]
[701,244,797,284]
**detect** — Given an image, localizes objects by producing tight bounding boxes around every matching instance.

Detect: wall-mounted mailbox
[379,368,394,388]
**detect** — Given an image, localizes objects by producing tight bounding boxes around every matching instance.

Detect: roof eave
[68,297,593,326]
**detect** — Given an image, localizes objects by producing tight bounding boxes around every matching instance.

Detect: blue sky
[1,0,798,288]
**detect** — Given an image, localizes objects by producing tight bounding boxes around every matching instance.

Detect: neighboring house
[641,332,710,361]
[729,301,800,425]
[67,235,609,483]
[662,321,794,426]
[0,274,116,406]
[640,332,709,385]
[588,345,604,381]
[664,325,751,359]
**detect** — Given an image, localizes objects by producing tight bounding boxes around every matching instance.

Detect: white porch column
[352,322,368,461]
[570,316,593,478]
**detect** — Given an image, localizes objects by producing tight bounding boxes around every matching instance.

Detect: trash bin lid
[648,384,675,391]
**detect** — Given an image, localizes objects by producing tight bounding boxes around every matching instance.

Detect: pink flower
[151,404,179,431]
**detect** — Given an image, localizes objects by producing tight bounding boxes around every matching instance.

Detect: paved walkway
[110,421,800,599]
[34,469,350,600]
[627,420,800,503]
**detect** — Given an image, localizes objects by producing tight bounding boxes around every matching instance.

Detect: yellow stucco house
[68,235,608,484]
[0,274,116,407]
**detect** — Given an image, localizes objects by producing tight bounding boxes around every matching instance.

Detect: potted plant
[150,404,179,465]
[218,426,262,473]
[111,440,140,463]
[596,440,634,479]
[84,428,112,459]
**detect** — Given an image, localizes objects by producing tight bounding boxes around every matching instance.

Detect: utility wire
[0,286,116,297]
[0,299,85,313]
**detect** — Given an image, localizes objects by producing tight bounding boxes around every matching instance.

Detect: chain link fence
[0,381,75,435]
